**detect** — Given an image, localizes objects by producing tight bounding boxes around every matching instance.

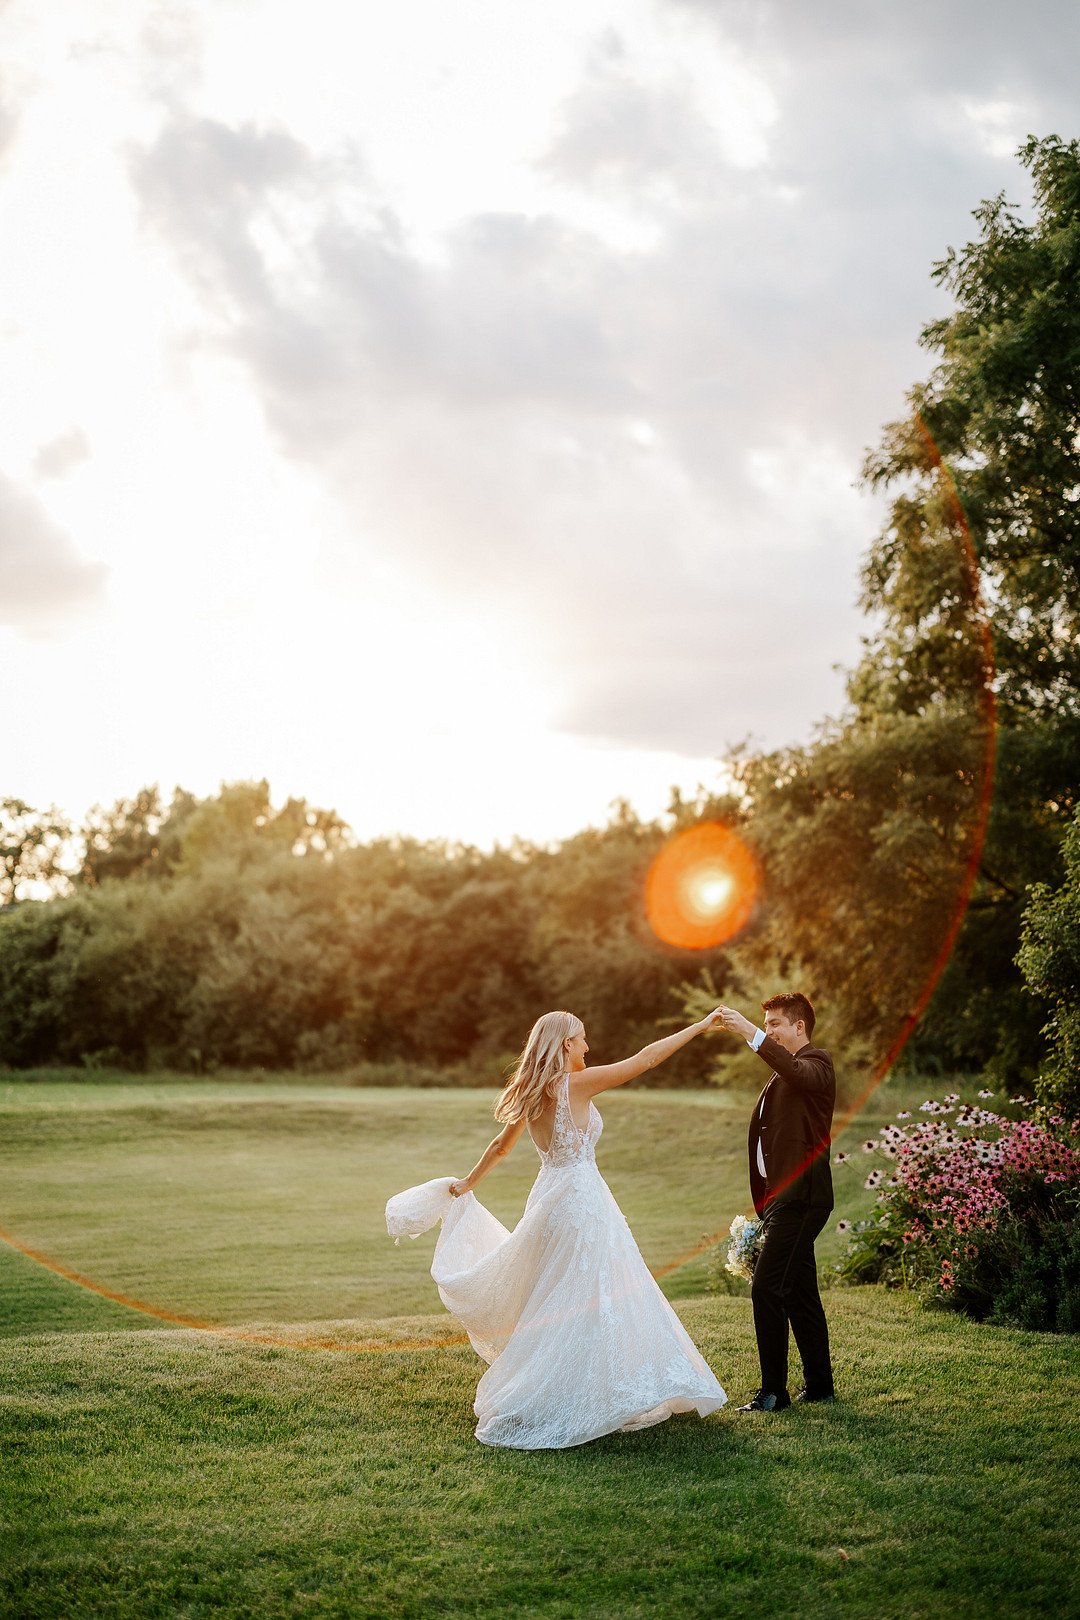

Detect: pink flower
[862,1140,878,1153]
[836,1219,851,1233]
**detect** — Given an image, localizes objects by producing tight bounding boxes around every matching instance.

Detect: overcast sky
[3,0,1077,845]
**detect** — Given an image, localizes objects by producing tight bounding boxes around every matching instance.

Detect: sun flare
[692,872,734,913]
[645,823,760,950]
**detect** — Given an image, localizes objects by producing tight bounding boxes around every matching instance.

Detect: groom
[719,993,836,1411]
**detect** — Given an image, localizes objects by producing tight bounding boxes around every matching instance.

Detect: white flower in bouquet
[725,1214,763,1283]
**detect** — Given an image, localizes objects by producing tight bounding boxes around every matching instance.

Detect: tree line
[3,136,1078,1114]
[0,781,757,1086]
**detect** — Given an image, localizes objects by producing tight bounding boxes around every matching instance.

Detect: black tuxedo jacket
[747,1035,835,1218]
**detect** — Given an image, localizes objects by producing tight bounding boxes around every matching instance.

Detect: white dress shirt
[748,1027,767,1176]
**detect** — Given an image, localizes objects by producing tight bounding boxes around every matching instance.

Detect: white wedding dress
[385,1075,727,1449]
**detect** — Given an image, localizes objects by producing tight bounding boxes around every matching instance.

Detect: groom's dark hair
[761,992,815,1039]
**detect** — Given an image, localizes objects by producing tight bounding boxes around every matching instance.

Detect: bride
[385,1009,728,1449]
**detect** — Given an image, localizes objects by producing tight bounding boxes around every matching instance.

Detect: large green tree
[864,133,1080,1077]
[725,135,1080,1083]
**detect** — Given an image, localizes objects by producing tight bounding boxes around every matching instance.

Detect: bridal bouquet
[725,1214,763,1282]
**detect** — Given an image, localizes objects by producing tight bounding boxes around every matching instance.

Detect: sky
[3,0,1078,847]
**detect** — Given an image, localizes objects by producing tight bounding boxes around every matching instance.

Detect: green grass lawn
[0,1080,756,1330]
[2,1076,1078,1617]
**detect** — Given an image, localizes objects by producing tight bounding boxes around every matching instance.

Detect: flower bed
[835,1091,1080,1332]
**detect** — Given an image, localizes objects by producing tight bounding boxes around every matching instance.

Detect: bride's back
[526,1077,594,1155]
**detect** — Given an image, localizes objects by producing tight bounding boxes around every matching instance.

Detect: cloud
[0,86,16,167]
[0,472,108,632]
[667,0,1079,191]
[33,427,91,479]
[541,25,777,190]
[128,108,868,753]
[125,1,1080,755]
[130,110,314,311]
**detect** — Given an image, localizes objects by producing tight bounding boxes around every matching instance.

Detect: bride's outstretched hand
[449,1179,470,1197]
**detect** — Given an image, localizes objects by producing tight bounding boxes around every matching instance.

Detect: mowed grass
[2,1078,1078,1618]
[0,1081,755,1329]
[0,1074,934,1330]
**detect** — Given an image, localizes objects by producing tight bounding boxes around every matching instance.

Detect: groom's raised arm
[753,1034,833,1096]
[718,1005,833,1096]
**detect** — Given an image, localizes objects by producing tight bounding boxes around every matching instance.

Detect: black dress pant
[751,1201,833,1395]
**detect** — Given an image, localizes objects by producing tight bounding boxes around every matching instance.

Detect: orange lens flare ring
[0,415,996,1345]
[0,1220,470,1356]
[652,413,998,1275]
[645,823,761,950]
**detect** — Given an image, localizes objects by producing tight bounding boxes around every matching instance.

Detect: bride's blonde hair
[494,1010,584,1124]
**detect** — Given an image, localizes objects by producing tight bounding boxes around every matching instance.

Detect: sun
[693,872,734,912]
[645,823,761,949]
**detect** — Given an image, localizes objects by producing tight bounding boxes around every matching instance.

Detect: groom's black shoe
[737,1389,791,1412]
[794,1388,836,1405]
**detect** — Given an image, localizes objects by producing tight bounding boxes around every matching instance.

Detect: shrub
[1017,804,1080,1120]
[834,1089,1080,1332]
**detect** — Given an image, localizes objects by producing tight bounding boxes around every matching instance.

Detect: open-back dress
[385,1074,727,1448]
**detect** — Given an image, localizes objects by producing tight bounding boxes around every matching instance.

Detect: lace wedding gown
[385,1075,727,1449]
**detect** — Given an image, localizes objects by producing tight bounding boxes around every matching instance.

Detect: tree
[1017,806,1080,1118]
[733,136,1080,1083]
[173,780,351,872]
[0,798,71,907]
[863,135,1080,1077]
[79,786,186,885]
[716,704,985,1082]
[0,781,741,1075]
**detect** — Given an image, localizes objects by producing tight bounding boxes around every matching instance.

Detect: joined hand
[717,1005,756,1041]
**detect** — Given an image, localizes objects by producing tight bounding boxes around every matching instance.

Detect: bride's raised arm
[450,1116,526,1197]
[579,1010,724,1098]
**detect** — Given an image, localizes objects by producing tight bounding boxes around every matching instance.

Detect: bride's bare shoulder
[566,1074,596,1126]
